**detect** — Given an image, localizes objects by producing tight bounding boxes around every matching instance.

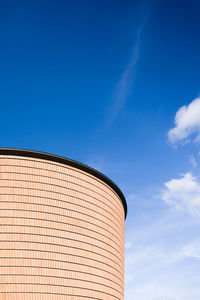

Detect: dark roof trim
[0,148,127,219]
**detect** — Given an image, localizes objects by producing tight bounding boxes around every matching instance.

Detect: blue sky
[1,0,200,299]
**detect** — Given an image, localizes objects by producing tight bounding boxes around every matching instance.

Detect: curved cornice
[0,148,127,219]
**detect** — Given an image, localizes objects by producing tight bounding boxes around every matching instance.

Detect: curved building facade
[0,148,127,300]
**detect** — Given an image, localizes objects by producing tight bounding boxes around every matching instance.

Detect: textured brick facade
[0,150,126,299]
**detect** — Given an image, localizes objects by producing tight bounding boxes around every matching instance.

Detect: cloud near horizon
[168,97,200,143]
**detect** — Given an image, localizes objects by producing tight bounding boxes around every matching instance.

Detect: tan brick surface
[0,155,125,299]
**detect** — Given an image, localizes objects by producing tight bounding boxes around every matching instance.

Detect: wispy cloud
[183,238,200,260]
[84,155,130,179]
[168,97,200,144]
[85,155,106,173]
[125,205,200,300]
[189,155,197,167]
[106,16,148,127]
[110,27,143,121]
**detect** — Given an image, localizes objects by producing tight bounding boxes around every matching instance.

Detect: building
[0,148,127,299]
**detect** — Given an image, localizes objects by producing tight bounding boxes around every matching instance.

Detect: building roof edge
[0,148,127,219]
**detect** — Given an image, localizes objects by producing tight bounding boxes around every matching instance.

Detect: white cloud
[168,97,200,143]
[125,273,134,284]
[125,282,188,300]
[124,195,200,300]
[162,172,200,216]
[183,239,200,260]
[125,240,197,300]
[108,27,142,125]
[125,241,133,250]
[189,155,197,167]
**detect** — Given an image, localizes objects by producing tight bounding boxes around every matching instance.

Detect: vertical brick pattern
[0,155,125,299]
